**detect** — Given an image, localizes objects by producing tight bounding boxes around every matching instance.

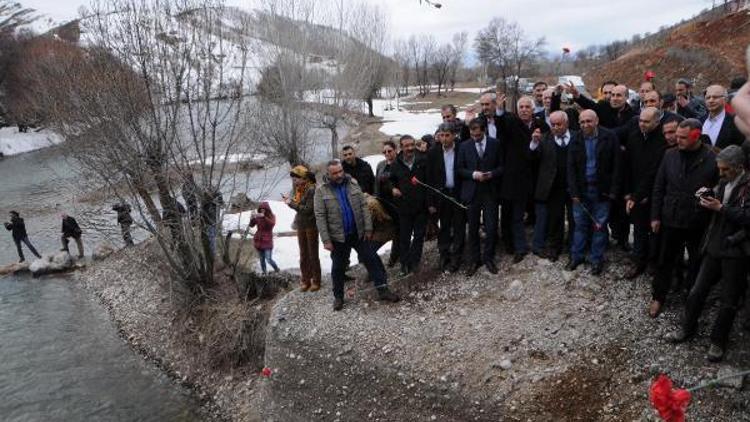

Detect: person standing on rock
[374,140,400,267]
[666,145,750,362]
[4,211,41,263]
[283,165,321,292]
[250,202,280,275]
[112,202,135,247]
[314,159,400,311]
[60,213,84,259]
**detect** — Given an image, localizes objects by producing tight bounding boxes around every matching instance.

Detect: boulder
[29,252,77,276]
[92,243,116,261]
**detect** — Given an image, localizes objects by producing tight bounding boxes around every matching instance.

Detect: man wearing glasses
[701,84,745,150]
[374,140,400,267]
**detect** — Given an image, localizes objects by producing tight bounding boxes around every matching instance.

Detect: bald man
[622,107,668,279]
[701,84,745,150]
[567,109,622,275]
[566,83,636,131]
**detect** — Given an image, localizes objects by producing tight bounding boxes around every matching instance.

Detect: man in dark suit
[427,123,464,272]
[441,105,470,142]
[622,107,668,279]
[701,85,745,150]
[567,110,623,275]
[457,118,503,275]
[531,111,576,261]
[496,94,550,263]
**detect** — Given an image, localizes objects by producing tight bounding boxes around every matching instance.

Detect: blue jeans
[258,248,279,273]
[571,188,610,265]
[331,233,387,299]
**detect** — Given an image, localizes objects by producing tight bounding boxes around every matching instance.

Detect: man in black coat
[675,78,708,121]
[667,145,750,362]
[650,119,718,317]
[389,135,429,275]
[342,145,375,195]
[426,123,464,272]
[567,110,622,275]
[4,211,41,263]
[112,202,135,246]
[531,111,576,261]
[457,118,503,275]
[622,107,669,279]
[441,104,470,142]
[61,213,84,258]
[701,85,746,150]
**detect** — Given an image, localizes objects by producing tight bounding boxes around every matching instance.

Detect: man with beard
[341,145,375,195]
[374,140,400,267]
[675,78,708,121]
[441,104,470,142]
[622,107,668,279]
[532,81,548,113]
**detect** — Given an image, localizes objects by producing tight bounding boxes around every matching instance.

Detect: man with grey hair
[530,110,576,261]
[622,107,668,279]
[701,84,745,150]
[667,145,750,362]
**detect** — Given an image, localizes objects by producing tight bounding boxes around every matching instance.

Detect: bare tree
[448,31,467,92]
[408,34,435,97]
[431,44,451,96]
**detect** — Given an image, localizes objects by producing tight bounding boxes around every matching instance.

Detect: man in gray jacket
[315,159,399,311]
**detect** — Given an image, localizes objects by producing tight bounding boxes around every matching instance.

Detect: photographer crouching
[666,145,750,362]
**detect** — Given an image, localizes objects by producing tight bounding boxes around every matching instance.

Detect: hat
[716,145,746,169]
[290,165,309,179]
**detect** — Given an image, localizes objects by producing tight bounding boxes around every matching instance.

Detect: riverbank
[0,127,64,156]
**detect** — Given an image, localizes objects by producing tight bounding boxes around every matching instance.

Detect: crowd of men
[313,76,750,362]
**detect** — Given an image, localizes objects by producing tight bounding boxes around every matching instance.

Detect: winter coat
[249,202,275,250]
[623,127,668,203]
[533,131,576,201]
[4,215,27,241]
[702,172,750,258]
[314,174,371,244]
[651,144,718,229]
[287,187,317,230]
[495,110,550,201]
[567,127,623,200]
[62,216,82,238]
[574,95,636,134]
[200,190,224,226]
[388,152,429,215]
[112,203,133,225]
[342,157,375,195]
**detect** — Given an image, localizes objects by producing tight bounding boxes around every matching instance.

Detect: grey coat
[314,174,372,244]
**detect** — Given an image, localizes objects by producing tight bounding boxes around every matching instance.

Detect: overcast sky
[24,0,711,55]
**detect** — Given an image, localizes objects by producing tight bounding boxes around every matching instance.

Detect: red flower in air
[562,47,571,54]
[688,128,702,142]
[261,367,272,378]
[644,70,656,81]
[649,374,691,422]
[410,176,420,186]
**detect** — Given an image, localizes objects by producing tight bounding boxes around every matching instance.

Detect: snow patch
[0,128,64,156]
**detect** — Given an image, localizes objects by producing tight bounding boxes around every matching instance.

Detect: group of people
[284,76,750,363]
[4,211,86,262]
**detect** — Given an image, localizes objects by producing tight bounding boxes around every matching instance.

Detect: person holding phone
[250,202,280,275]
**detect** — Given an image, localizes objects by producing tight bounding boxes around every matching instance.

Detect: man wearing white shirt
[478,93,498,139]
[530,111,576,261]
[702,84,745,150]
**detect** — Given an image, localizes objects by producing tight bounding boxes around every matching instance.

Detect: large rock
[29,252,79,276]
[92,243,116,261]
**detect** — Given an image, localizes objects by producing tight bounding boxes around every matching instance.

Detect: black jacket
[496,111,549,201]
[112,203,133,225]
[62,216,82,238]
[389,152,428,214]
[651,144,718,229]
[703,112,746,150]
[4,215,27,241]
[426,144,461,208]
[567,127,622,200]
[574,95,636,133]
[623,127,668,203]
[457,136,503,204]
[702,171,750,258]
[533,131,576,201]
[342,157,375,195]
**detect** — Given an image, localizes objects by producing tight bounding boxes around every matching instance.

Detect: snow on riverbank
[0,127,64,156]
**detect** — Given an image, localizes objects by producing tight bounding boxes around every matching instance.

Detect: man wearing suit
[567,110,623,275]
[441,105,471,142]
[531,111,576,261]
[496,94,550,263]
[457,118,503,276]
[426,123,464,272]
[702,85,746,150]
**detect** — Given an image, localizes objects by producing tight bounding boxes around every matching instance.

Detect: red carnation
[688,128,702,142]
[410,176,419,186]
[649,374,691,422]
[562,47,571,54]
[644,70,656,81]
[261,367,272,378]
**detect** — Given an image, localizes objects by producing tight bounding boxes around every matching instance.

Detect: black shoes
[591,263,604,276]
[333,297,344,311]
[466,263,481,277]
[665,328,694,344]
[387,257,398,268]
[399,265,411,277]
[566,259,583,271]
[512,253,527,264]
[377,288,400,303]
[485,261,499,274]
[439,256,450,272]
[624,264,646,280]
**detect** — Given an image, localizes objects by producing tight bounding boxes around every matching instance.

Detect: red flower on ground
[649,374,691,422]
[261,367,272,378]
[644,70,657,81]
[410,176,419,186]
[688,128,702,142]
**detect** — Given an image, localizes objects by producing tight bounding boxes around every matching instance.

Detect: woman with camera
[249,202,280,275]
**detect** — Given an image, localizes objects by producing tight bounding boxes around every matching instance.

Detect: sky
[23,0,712,56]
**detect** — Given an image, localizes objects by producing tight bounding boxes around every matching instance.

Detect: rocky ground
[261,240,750,421]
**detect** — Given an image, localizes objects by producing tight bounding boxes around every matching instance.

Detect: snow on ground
[453,87,492,94]
[372,99,441,138]
[0,127,64,156]
[188,153,267,166]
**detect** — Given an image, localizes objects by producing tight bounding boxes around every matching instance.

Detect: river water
[0,147,201,421]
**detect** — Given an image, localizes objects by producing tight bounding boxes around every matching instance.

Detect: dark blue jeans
[331,233,387,300]
[15,236,41,261]
[571,187,610,265]
[257,248,279,273]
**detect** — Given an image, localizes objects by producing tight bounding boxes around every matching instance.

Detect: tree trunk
[330,126,339,159]
[366,96,374,117]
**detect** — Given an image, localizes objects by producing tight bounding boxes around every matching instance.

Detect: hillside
[584,9,750,92]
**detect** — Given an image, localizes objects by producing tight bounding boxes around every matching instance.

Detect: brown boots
[300,280,321,292]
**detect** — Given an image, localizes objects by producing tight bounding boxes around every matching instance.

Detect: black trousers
[545,186,574,254]
[630,202,654,265]
[436,190,466,263]
[609,198,630,245]
[398,212,427,270]
[683,255,748,348]
[500,199,513,253]
[652,226,703,303]
[467,191,499,265]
